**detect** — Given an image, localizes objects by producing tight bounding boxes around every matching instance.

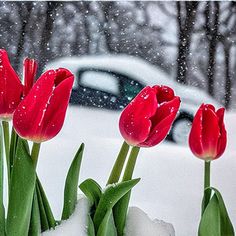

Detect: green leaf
[19,137,30,155]
[201,187,212,215]
[28,190,41,236]
[211,188,234,236]
[0,125,5,235]
[36,177,56,231]
[6,138,36,236]
[61,143,84,220]
[36,182,49,231]
[199,187,235,236]
[79,179,102,207]
[97,210,117,236]
[199,194,221,236]
[113,191,131,236]
[87,215,95,236]
[93,178,140,233]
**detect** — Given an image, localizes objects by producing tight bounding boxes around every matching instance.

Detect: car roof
[46,54,173,87]
[46,54,221,112]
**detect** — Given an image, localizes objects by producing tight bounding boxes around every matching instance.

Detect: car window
[79,70,119,95]
[120,78,144,101]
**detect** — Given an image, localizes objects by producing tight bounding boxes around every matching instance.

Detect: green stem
[202,161,211,215]
[31,143,41,169]
[122,146,140,181]
[0,125,5,235]
[9,128,18,174]
[2,121,10,192]
[204,161,211,190]
[113,146,140,236]
[107,141,130,185]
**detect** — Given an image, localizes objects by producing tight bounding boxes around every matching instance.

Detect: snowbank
[43,197,175,236]
[42,197,89,236]
[124,207,175,236]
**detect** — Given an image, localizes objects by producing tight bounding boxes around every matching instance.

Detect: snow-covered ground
[37,106,236,236]
[42,197,89,236]
[125,207,175,236]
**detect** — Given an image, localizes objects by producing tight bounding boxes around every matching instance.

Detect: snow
[80,70,119,95]
[43,198,175,236]
[37,106,236,236]
[42,196,89,236]
[45,54,172,88]
[124,207,175,236]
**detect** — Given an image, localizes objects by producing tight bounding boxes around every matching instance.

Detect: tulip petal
[13,70,56,141]
[202,105,220,159]
[119,87,157,146]
[150,96,180,132]
[13,69,74,142]
[153,85,175,103]
[216,108,227,159]
[39,75,74,141]
[0,49,23,118]
[205,104,216,112]
[140,111,178,147]
[140,97,180,147]
[189,104,204,158]
[55,68,74,86]
[23,58,37,96]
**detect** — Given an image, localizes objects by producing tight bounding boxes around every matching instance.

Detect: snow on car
[46,54,221,144]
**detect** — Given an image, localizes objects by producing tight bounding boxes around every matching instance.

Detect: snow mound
[124,206,175,236]
[43,196,175,236]
[42,197,89,236]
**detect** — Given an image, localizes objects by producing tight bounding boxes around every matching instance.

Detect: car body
[46,54,221,143]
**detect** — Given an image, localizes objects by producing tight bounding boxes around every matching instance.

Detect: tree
[14,2,33,72]
[218,2,236,108]
[223,44,232,109]
[176,1,199,84]
[37,1,59,73]
[204,2,220,97]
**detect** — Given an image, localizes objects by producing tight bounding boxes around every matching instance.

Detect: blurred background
[0,1,236,109]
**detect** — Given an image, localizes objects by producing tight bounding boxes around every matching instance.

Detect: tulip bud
[119,85,181,147]
[0,49,23,120]
[13,68,74,143]
[189,104,227,161]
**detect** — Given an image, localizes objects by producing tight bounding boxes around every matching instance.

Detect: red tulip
[23,58,37,97]
[189,104,227,160]
[13,68,74,143]
[119,85,180,147]
[0,49,23,120]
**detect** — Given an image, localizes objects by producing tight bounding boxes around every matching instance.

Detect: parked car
[46,54,221,144]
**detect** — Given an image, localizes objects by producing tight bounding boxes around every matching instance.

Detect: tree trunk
[14,2,33,72]
[37,2,59,74]
[176,2,198,84]
[224,45,231,109]
[79,2,91,54]
[100,2,115,53]
[205,2,220,97]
